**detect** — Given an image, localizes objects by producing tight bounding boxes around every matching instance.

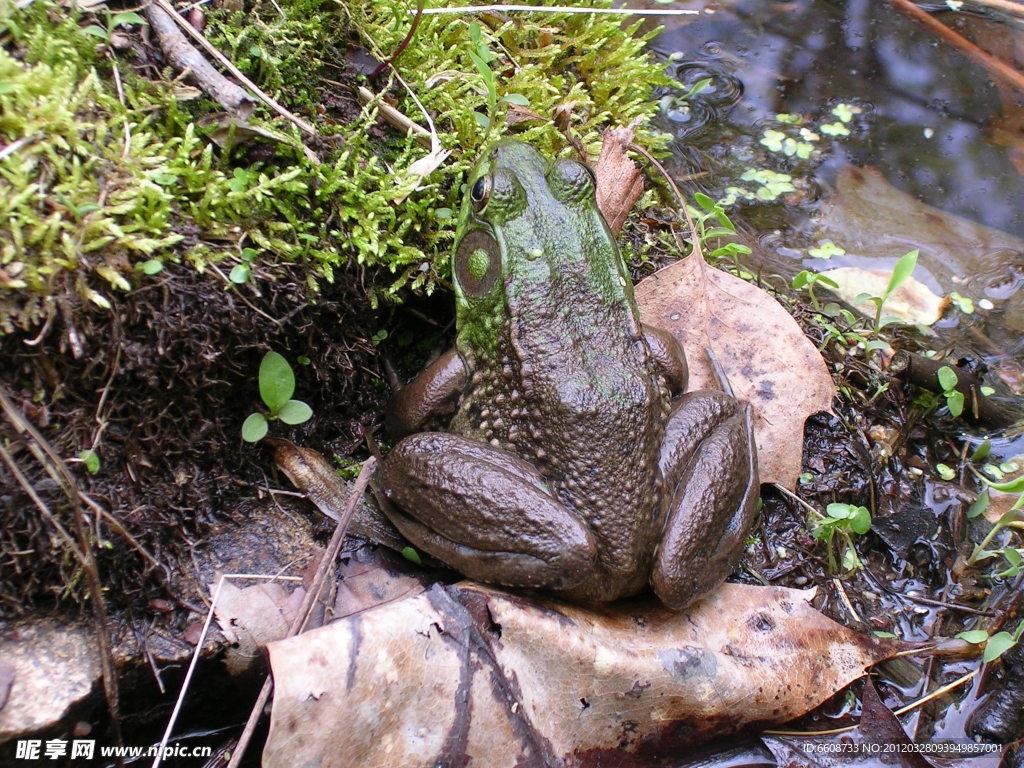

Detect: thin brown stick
[226,457,378,768]
[147,0,317,136]
[0,386,123,747]
[885,0,1024,93]
[144,2,251,114]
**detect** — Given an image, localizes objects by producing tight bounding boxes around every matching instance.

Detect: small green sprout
[966,473,1024,566]
[956,622,1023,663]
[853,249,919,336]
[688,195,751,265]
[82,9,146,43]
[792,269,839,310]
[77,449,100,475]
[936,366,965,417]
[242,352,313,442]
[810,502,872,572]
[949,292,974,314]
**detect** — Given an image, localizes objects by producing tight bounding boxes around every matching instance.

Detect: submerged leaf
[817,267,948,325]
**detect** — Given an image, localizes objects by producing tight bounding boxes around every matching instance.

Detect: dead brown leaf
[594,122,645,237]
[263,583,898,767]
[636,255,835,489]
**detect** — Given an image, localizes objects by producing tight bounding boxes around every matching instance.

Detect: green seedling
[810,502,872,573]
[957,622,1024,663]
[853,249,919,336]
[689,194,752,264]
[242,351,313,442]
[966,473,1024,566]
[77,448,100,475]
[936,365,965,417]
[792,269,840,311]
[82,9,146,44]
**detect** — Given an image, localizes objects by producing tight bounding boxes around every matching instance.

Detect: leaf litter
[260,581,898,768]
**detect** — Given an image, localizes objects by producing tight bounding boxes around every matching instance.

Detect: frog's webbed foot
[379,432,599,592]
[651,391,759,610]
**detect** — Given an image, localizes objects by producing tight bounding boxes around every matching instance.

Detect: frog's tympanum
[379,140,758,610]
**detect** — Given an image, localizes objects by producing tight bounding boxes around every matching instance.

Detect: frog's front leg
[379,432,600,591]
[651,391,759,610]
[385,349,466,440]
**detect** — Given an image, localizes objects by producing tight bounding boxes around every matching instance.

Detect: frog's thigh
[379,432,598,591]
[651,391,759,610]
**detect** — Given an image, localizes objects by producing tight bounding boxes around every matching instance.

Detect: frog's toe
[379,432,599,592]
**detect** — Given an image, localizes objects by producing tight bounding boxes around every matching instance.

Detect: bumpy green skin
[380,140,757,608]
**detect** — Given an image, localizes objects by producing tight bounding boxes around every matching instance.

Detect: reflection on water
[652,0,1022,236]
[649,0,1024,398]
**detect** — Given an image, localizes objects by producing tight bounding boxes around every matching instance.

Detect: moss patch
[1,0,672,332]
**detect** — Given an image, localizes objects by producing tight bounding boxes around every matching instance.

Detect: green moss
[0,0,671,331]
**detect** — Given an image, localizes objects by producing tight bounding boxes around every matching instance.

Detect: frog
[378,139,758,610]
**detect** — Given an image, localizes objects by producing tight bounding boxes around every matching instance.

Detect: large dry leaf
[263,582,897,768]
[636,256,835,489]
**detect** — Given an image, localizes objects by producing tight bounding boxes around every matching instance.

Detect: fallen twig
[888,350,1019,428]
[356,85,432,148]
[144,1,251,116]
[146,0,318,136]
[885,0,1024,93]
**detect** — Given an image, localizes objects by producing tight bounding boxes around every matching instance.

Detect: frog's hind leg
[379,432,599,592]
[651,391,759,611]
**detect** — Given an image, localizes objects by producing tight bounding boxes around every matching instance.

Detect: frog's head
[452,140,636,356]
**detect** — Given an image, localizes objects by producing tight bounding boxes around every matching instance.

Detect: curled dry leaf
[818,267,949,326]
[263,583,898,767]
[635,255,835,489]
[594,122,645,237]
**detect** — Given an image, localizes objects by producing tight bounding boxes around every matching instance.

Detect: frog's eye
[549,159,596,204]
[454,229,500,298]
[470,176,491,211]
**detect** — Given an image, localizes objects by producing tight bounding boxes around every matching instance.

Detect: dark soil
[0,262,388,620]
